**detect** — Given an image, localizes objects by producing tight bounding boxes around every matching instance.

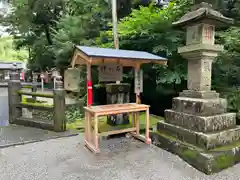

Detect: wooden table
[84,103,151,154]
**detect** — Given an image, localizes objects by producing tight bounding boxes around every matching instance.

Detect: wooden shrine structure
[70,45,167,153]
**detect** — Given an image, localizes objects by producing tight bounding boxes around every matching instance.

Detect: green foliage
[65,104,83,123]
[98,0,191,96]
[225,88,240,112]
[0,36,28,61]
[51,0,111,67]
[19,90,54,98]
[212,26,240,113]
[1,0,65,70]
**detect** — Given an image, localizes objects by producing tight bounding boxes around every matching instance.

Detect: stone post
[106,83,130,126]
[8,63,22,124]
[31,76,38,102]
[53,76,66,132]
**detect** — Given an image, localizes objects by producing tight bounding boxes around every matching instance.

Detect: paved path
[0,125,78,148]
[0,134,240,180]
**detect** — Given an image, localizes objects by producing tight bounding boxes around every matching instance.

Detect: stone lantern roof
[173,2,234,28]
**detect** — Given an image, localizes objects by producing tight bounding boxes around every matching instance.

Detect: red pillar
[87,63,93,106]
[87,80,93,106]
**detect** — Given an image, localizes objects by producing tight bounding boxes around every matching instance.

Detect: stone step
[172,97,227,116]
[157,121,240,150]
[165,110,236,132]
[179,90,219,99]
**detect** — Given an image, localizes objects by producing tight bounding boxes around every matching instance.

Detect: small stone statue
[12,62,17,69]
[55,75,63,89]
[10,63,20,81]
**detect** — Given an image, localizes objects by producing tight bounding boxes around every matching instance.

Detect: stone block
[150,131,240,175]
[172,97,227,116]
[157,121,240,150]
[165,110,236,132]
[179,90,219,99]
[187,58,212,91]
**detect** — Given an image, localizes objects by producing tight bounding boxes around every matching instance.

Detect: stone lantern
[152,1,240,174]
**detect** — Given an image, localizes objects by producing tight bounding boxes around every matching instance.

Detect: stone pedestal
[106,83,130,126]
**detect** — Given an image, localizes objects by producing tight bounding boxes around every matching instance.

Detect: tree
[1,0,65,71]
[99,0,191,90]
[51,0,111,68]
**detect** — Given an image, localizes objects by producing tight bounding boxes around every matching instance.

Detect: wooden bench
[84,103,151,154]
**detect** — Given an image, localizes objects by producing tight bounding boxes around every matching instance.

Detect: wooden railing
[8,69,66,132]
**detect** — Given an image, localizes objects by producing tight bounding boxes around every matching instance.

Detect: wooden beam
[77,52,91,63]
[70,51,78,67]
[100,127,137,136]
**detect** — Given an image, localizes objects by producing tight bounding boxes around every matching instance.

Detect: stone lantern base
[150,94,240,174]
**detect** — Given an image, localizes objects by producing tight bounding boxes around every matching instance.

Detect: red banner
[87,80,93,106]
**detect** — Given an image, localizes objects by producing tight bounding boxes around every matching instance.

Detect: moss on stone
[213,154,235,170]
[21,96,53,108]
[153,130,204,152]
[155,131,178,142]
[210,140,240,152]
[21,102,53,108]
[151,130,240,174]
[181,149,199,161]
[22,85,33,89]
[19,90,54,98]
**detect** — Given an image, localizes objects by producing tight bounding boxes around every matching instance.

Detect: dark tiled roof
[0,62,25,70]
[75,46,167,61]
[173,2,234,28]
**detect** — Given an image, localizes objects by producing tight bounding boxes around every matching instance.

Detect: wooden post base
[85,140,100,154]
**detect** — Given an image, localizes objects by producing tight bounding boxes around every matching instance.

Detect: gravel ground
[0,134,240,180]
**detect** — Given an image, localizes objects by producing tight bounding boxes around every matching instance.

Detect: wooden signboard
[98,64,123,82]
[134,69,143,93]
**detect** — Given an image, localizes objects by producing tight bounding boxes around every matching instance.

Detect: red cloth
[87,80,93,106]
[20,72,25,81]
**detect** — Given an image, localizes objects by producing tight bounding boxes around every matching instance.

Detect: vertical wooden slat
[136,112,140,135]
[94,114,99,150]
[145,108,151,144]
[87,112,92,142]
[84,112,88,141]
